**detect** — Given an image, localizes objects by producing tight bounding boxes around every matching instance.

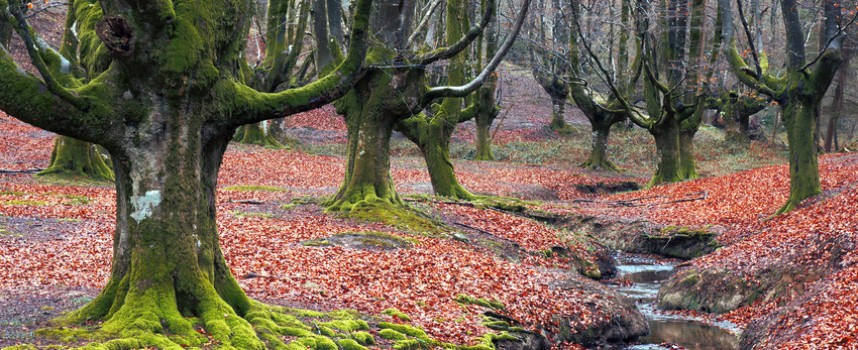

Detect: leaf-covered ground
[0,111,633,348]
[1,67,856,349]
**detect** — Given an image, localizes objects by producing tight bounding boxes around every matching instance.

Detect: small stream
[605,253,740,350]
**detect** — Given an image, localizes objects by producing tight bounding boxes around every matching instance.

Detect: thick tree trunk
[777,98,821,214]
[679,130,699,180]
[420,121,474,199]
[235,121,284,148]
[581,123,618,171]
[328,75,403,211]
[475,111,495,160]
[38,136,114,181]
[722,94,748,144]
[549,94,570,132]
[649,117,684,187]
[61,114,261,348]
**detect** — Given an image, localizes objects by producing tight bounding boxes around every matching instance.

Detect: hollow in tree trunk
[38,136,113,181]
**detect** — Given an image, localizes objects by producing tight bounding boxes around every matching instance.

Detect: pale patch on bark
[130,190,161,222]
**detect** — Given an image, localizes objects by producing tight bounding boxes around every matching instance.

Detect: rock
[549,275,649,346]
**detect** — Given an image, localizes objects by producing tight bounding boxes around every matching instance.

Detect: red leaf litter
[0,111,626,347]
[2,106,858,348]
[547,152,858,348]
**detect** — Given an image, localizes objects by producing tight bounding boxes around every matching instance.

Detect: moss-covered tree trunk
[722,93,747,144]
[235,121,284,148]
[474,104,497,160]
[679,129,699,179]
[38,136,113,181]
[778,94,821,213]
[62,114,262,348]
[549,94,569,132]
[581,123,617,171]
[649,117,684,186]
[328,72,405,211]
[414,117,475,199]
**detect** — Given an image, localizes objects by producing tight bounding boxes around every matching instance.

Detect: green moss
[302,239,331,247]
[320,319,368,332]
[337,338,369,350]
[393,339,422,350]
[454,294,504,310]
[333,199,447,236]
[378,328,408,340]
[350,331,375,345]
[378,322,429,340]
[223,185,287,192]
[231,211,274,219]
[0,199,49,206]
[382,308,412,321]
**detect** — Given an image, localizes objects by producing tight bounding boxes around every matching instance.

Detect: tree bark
[649,116,684,186]
[474,98,498,161]
[61,109,261,348]
[581,123,617,171]
[328,71,408,211]
[38,136,114,181]
[235,121,284,148]
[549,94,570,132]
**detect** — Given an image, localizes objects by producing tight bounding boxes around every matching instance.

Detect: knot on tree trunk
[97,16,135,56]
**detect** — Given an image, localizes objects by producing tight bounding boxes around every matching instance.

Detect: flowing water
[606,253,741,350]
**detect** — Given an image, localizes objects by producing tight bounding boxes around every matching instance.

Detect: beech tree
[528,0,572,132]
[326,0,530,211]
[565,0,638,171]
[0,0,373,347]
[574,0,719,185]
[472,5,501,161]
[721,0,853,213]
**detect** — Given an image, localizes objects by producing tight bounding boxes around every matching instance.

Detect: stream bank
[604,253,740,350]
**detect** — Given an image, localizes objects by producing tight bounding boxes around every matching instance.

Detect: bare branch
[417,0,496,65]
[419,0,531,106]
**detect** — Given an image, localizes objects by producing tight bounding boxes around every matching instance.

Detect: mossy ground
[9,301,522,350]
[301,231,418,250]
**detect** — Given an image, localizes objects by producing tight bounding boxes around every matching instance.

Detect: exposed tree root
[26,299,524,350]
[580,158,620,173]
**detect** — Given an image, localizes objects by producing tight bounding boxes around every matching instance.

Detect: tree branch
[419,0,531,107]
[406,0,443,48]
[4,0,87,109]
[228,0,373,127]
[417,0,496,65]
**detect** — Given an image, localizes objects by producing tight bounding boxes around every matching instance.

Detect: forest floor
[0,69,856,349]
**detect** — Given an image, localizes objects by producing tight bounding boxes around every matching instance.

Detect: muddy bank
[534,213,722,260]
